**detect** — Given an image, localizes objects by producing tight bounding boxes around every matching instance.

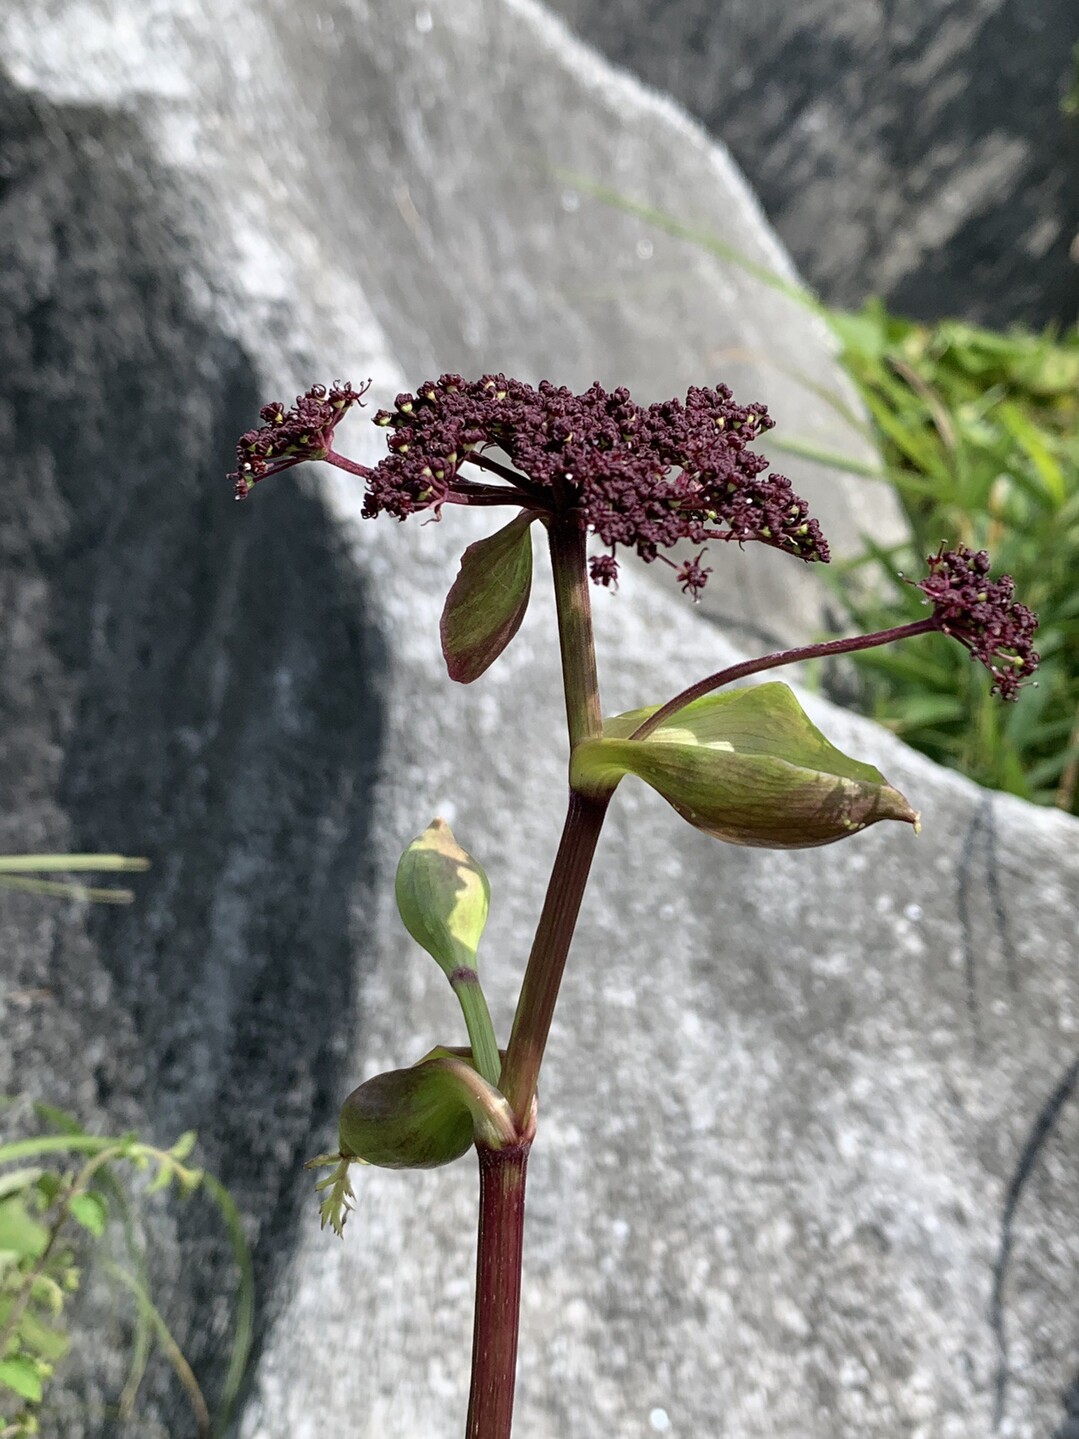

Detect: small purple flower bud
[229,380,370,499]
[674,550,713,600]
[588,553,620,588]
[916,545,1039,700]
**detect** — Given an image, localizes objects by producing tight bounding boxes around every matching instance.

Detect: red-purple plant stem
[326,450,538,509]
[463,790,606,1439]
[501,518,608,1130]
[465,517,608,1439]
[628,616,939,741]
[500,788,609,1130]
[543,518,604,747]
[325,448,372,477]
[443,486,544,508]
[462,449,550,498]
[465,1143,530,1439]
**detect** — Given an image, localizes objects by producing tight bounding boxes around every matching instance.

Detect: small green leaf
[29,1274,65,1315]
[571,683,918,848]
[0,1170,43,1202]
[69,1192,108,1238]
[173,1165,203,1198]
[0,1355,43,1403]
[168,1132,197,1162]
[440,512,534,682]
[34,1173,62,1206]
[16,1310,69,1364]
[33,1104,85,1136]
[0,1198,49,1261]
[146,1164,172,1196]
[337,1049,516,1171]
[395,820,490,977]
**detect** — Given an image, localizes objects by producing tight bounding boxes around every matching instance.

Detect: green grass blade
[0,855,149,873]
[199,1175,255,1437]
[103,1262,210,1439]
[0,876,136,903]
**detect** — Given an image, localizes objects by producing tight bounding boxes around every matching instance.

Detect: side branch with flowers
[231,373,1037,1439]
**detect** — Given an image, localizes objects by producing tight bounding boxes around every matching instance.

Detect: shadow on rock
[0,70,386,1430]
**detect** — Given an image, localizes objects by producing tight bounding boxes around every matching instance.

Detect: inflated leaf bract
[571,683,918,849]
[337,1049,516,1171]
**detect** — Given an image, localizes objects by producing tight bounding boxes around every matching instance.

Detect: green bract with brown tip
[338,1049,517,1170]
[441,512,535,683]
[395,819,491,976]
[569,683,918,849]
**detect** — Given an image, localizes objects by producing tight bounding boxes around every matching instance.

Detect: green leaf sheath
[395,820,492,975]
[337,1053,516,1170]
[572,683,918,848]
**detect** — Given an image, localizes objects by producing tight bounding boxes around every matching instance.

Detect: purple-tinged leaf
[440,513,534,683]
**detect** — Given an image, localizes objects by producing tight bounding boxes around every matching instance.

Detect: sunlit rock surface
[548,0,1079,328]
[0,4,1075,1438]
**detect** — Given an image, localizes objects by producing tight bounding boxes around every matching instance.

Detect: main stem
[464,515,608,1439]
[464,1144,530,1439]
[499,789,609,1128]
[501,517,607,1126]
[544,518,603,749]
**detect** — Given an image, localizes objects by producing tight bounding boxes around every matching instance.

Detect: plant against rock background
[232,373,1037,1439]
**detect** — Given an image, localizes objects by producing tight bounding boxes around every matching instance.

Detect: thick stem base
[465,1143,531,1439]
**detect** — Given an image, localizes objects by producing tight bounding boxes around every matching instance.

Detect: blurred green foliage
[2,856,253,1435]
[0,1107,252,1439]
[1062,41,1079,118]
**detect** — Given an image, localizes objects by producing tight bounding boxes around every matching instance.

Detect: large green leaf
[440,512,534,682]
[571,683,918,849]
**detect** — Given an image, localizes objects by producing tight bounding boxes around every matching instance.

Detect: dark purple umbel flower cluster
[916,545,1039,699]
[231,382,370,499]
[367,374,830,592]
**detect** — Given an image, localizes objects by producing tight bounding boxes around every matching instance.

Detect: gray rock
[0,4,1075,1439]
[546,0,1079,328]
